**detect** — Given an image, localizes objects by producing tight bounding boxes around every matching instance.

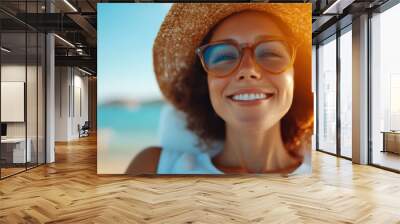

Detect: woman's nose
[234,49,262,81]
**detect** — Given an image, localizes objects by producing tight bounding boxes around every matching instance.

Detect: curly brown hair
[168,11,314,158]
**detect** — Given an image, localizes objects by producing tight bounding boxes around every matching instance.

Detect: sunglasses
[196,37,298,77]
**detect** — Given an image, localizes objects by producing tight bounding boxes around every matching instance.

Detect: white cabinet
[1,138,32,163]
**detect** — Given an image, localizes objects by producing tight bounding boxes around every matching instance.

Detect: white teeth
[232,93,268,101]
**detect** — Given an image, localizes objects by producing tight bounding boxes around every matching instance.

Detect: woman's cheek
[279,72,294,110]
[207,77,229,114]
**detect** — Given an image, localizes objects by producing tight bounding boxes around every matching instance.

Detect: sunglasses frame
[195,36,300,77]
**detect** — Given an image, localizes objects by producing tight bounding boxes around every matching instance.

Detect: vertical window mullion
[36,0,39,167]
[25,0,28,171]
[367,11,373,165]
[337,30,341,157]
[316,44,320,151]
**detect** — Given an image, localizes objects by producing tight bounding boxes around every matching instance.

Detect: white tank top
[156,104,311,175]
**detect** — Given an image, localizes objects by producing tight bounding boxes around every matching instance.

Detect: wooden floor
[373,151,400,171]
[1,167,26,178]
[1,135,400,223]
[1,163,44,178]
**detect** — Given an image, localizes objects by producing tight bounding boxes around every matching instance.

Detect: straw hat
[153,3,311,105]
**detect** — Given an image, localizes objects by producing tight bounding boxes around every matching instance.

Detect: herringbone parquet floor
[1,134,400,224]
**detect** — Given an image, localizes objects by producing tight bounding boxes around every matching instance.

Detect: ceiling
[0,0,99,74]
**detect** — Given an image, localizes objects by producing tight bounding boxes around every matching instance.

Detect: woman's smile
[226,88,275,106]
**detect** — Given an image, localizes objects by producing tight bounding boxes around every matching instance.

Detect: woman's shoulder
[125,147,162,175]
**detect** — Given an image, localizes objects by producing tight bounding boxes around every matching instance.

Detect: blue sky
[98,3,172,104]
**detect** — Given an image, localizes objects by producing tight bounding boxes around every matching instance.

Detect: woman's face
[207,11,294,130]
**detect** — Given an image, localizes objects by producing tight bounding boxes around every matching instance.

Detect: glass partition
[1,31,28,178]
[0,1,46,179]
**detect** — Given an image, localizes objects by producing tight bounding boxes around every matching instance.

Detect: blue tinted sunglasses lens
[203,43,240,75]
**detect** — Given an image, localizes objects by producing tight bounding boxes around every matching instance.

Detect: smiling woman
[126,3,313,175]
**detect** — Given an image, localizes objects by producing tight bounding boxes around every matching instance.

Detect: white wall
[1,66,26,140]
[1,65,40,137]
[72,73,89,138]
[55,66,69,141]
[1,82,25,122]
[55,67,89,141]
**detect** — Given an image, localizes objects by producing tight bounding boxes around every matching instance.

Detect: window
[371,2,400,171]
[339,28,352,158]
[317,36,337,154]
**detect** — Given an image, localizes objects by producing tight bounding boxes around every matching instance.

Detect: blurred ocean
[98,100,165,173]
